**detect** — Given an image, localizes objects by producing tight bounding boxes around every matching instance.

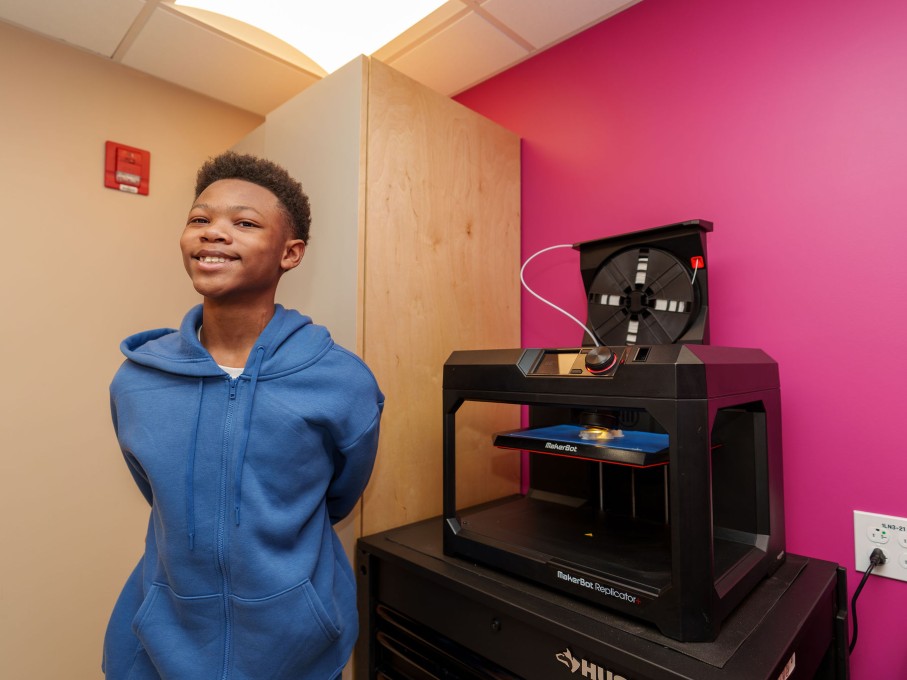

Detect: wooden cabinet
[233,56,521,546]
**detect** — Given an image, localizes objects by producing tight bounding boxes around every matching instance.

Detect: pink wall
[456,0,907,676]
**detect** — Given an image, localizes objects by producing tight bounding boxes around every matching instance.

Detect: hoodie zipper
[219,377,238,680]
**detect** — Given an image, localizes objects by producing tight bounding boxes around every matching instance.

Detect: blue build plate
[493,424,669,467]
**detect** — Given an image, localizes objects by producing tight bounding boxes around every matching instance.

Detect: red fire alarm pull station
[105,141,150,195]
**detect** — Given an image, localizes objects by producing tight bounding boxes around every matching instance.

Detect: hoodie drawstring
[186,379,204,550]
[234,345,265,525]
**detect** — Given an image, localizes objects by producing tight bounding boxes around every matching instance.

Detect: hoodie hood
[120,304,332,379]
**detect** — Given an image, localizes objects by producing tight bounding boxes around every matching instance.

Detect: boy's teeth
[201,256,228,263]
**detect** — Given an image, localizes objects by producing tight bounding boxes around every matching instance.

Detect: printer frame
[443,345,785,642]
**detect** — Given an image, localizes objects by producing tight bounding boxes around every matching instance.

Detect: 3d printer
[442,221,786,642]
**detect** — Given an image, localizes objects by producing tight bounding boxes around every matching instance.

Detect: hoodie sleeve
[325,356,384,523]
[110,391,154,506]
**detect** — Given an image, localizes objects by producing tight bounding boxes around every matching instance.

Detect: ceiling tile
[0,0,146,57]
[168,5,326,76]
[386,9,529,96]
[372,1,468,64]
[120,6,320,115]
[481,0,640,49]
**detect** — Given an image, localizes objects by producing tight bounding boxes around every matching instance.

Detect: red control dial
[585,346,617,374]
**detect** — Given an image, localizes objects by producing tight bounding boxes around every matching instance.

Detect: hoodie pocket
[231,579,341,679]
[132,583,225,680]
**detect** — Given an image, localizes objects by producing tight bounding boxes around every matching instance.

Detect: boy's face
[180,179,304,303]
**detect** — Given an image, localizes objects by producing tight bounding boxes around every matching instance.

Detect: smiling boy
[103,152,384,679]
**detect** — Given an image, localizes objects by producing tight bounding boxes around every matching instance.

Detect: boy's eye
[188,216,208,224]
[237,220,258,228]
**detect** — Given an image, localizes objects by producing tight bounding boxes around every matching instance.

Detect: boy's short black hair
[195,151,311,242]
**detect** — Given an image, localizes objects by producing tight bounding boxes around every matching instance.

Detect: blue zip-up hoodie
[103,304,383,680]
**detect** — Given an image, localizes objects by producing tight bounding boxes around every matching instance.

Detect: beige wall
[0,22,263,679]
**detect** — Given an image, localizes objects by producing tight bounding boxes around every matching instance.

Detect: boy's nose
[201,222,230,242]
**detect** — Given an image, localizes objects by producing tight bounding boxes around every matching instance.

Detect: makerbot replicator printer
[442,220,785,642]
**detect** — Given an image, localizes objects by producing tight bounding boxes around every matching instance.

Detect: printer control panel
[528,347,633,377]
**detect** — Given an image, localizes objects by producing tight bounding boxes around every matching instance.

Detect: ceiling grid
[0,0,641,115]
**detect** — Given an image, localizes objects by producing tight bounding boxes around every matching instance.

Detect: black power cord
[849,547,886,654]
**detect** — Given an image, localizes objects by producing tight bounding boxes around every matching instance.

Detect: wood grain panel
[361,59,521,535]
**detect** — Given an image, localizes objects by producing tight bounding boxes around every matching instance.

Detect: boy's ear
[281,240,306,272]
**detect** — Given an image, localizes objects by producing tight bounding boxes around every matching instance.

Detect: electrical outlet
[854,510,907,583]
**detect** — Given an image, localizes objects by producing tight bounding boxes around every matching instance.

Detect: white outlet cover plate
[853,510,907,583]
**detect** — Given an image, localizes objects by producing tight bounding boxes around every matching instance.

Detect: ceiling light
[174,0,449,74]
